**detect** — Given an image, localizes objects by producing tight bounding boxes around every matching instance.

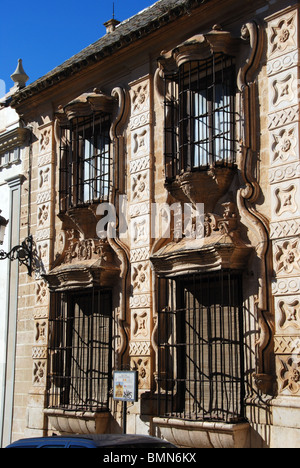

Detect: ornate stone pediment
[56,88,116,121]
[158,25,243,72]
[151,202,252,276]
[44,233,120,291]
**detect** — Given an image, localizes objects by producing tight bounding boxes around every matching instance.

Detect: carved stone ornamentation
[271,126,298,165]
[274,184,298,217]
[277,297,300,330]
[266,5,300,407]
[132,310,149,339]
[269,13,297,57]
[279,356,300,395]
[131,357,151,389]
[274,239,300,276]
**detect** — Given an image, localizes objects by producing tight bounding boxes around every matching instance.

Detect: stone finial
[10,59,29,89]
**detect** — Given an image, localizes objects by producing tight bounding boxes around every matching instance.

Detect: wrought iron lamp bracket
[0,235,33,276]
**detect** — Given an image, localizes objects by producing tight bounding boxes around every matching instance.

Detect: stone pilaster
[128,76,154,393]
[26,122,55,435]
[266,5,300,444]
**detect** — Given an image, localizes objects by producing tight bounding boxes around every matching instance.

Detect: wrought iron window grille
[47,289,113,412]
[157,270,245,423]
[164,54,237,181]
[59,112,111,212]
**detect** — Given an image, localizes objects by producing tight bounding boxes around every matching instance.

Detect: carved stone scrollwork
[237,21,275,393]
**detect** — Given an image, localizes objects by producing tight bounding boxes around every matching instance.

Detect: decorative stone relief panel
[30,122,54,403]
[278,355,300,395]
[130,294,151,309]
[131,310,150,340]
[37,203,51,229]
[132,262,151,294]
[270,125,298,166]
[39,127,52,154]
[269,71,298,111]
[33,360,47,386]
[274,238,300,276]
[267,50,299,77]
[272,277,300,296]
[132,128,150,159]
[270,218,300,240]
[131,216,150,248]
[269,162,300,184]
[38,165,52,192]
[268,11,297,58]
[36,279,49,306]
[268,105,299,131]
[266,5,300,398]
[128,76,153,391]
[272,180,300,219]
[131,357,151,389]
[276,296,300,331]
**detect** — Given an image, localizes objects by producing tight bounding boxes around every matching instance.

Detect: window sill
[44,408,111,434]
[153,417,250,449]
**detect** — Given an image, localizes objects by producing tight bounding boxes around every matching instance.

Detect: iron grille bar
[47,289,112,412]
[164,54,237,181]
[157,271,245,423]
[59,112,111,212]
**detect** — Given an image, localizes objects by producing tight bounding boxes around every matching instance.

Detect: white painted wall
[0,103,23,446]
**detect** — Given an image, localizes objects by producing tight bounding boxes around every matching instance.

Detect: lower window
[47,289,112,412]
[157,271,245,423]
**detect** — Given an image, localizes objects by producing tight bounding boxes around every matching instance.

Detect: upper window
[164,54,237,180]
[59,112,111,212]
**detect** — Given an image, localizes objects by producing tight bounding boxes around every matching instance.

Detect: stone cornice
[0,127,30,155]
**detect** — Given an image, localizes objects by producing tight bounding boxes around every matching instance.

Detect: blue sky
[0,0,156,98]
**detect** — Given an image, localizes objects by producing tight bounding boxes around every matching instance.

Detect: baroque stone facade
[3,0,300,448]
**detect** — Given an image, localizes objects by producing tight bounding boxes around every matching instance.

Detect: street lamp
[0,211,9,245]
[0,211,34,276]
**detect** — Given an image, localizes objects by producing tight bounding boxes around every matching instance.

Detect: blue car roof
[7,434,175,448]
